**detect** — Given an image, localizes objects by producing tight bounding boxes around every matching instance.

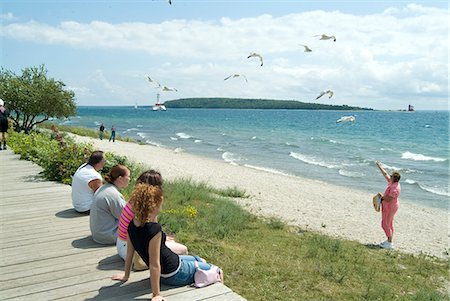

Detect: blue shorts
[161,255,211,286]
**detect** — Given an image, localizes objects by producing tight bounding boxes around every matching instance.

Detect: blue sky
[1,0,448,110]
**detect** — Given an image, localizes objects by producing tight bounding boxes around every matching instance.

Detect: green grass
[40,122,136,142]
[8,128,449,300]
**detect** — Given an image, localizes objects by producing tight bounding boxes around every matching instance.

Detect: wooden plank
[0,150,246,301]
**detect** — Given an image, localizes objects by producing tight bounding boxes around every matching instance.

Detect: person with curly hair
[116,170,187,266]
[112,184,222,301]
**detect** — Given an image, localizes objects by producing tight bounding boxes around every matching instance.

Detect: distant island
[164,98,372,110]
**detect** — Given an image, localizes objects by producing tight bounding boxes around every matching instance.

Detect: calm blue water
[62,107,449,210]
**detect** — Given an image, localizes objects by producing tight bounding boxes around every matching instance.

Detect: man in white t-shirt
[71,150,105,213]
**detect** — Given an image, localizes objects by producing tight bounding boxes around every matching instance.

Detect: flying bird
[147,76,161,88]
[336,115,356,123]
[299,44,312,52]
[247,52,263,66]
[162,86,177,92]
[224,74,248,82]
[315,90,334,100]
[314,34,336,42]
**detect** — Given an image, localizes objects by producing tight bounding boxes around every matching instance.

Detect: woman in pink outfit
[375,161,401,250]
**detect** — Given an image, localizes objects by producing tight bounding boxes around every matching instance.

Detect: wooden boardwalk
[0,150,246,301]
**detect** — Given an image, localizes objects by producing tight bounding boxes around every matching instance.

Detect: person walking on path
[90,164,131,245]
[109,125,116,142]
[71,150,105,214]
[375,161,401,250]
[99,123,105,140]
[0,98,9,150]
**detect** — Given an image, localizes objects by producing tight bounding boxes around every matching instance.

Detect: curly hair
[131,183,164,224]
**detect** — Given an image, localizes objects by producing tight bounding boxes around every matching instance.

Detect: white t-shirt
[71,163,103,212]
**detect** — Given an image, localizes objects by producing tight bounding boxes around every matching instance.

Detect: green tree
[0,65,76,133]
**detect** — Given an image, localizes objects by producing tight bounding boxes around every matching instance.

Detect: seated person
[116,170,188,262]
[71,151,105,214]
[90,165,131,244]
[112,184,222,301]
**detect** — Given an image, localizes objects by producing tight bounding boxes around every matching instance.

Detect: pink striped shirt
[118,201,134,241]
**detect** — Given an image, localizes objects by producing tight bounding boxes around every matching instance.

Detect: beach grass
[9,128,449,300]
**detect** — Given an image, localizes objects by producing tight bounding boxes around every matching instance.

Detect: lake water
[62,107,449,210]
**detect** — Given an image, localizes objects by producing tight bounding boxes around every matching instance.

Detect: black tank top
[128,221,179,275]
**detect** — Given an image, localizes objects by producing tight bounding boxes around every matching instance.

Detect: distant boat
[152,93,167,111]
[134,101,138,109]
[408,104,414,111]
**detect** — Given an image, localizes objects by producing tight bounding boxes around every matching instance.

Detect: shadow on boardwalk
[0,150,245,300]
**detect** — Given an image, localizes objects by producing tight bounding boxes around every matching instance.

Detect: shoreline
[71,134,449,259]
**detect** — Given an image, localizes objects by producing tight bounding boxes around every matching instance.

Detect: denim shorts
[161,255,211,286]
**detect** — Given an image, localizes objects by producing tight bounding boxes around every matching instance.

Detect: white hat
[0,98,4,106]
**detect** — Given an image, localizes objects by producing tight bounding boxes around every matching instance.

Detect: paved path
[0,150,246,300]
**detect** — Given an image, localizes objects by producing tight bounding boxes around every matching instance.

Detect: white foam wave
[222,152,239,166]
[244,164,290,176]
[137,124,143,128]
[338,169,364,178]
[251,136,257,140]
[94,121,101,126]
[170,137,178,141]
[401,151,446,162]
[194,139,202,143]
[174,147,184,153]
[124,128,140,133]
[145,140,162,147]
[310,137,338,144]
[176,132,192,139]
[289,152,340,169]
[405,179,450,196]
[216,147,224,152]
[137,132,146,139]
[379,162,419,174]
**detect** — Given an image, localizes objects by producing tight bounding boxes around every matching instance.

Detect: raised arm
[375,161,390,182]
[149,232,164,301]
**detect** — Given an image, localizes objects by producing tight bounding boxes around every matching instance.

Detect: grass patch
[7,129,449,300]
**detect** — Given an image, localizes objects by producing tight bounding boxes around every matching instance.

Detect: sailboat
[408,104,414,112]
[134,101,138,109]
[152,93,167,111]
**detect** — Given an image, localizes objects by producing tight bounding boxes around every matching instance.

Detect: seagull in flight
[162,86,177,92]
[314,34,336,42]
[147,76,161,88]
[315,90,334,100]
[224,74,248,82]
[247,52,263,66]
[299,44,312,52]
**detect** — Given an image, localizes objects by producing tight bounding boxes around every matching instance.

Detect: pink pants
[381,201,399,238]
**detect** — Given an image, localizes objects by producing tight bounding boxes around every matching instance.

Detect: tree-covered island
[164,98,372,110]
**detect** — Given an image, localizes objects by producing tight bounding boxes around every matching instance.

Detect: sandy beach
[72,134,449,259]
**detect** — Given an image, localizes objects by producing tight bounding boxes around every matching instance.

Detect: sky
[1,0,448,110]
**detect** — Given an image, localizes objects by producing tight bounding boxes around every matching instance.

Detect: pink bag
[193,262,222,288]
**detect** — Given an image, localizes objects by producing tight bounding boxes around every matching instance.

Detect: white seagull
[162,86,177,92]
[315,90,334,100]
[299,44,312,52]
[224,74,248,82]
[314,34,336,42]
[336,115,356,123]
[247,52,263,66]
[147,76,161,88]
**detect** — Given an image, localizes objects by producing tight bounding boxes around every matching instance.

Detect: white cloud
[0,12,16,21]
[1,4,448,109]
